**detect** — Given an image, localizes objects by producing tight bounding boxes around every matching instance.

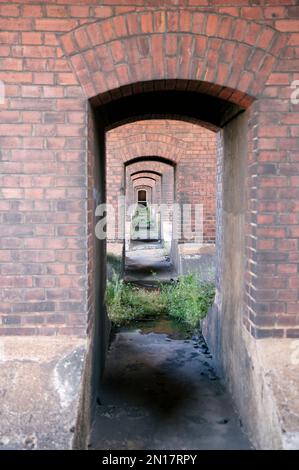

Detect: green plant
[164,274,215,328]
[106,275,167,326]
[106,272,215,329]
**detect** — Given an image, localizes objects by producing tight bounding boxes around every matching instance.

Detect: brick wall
[0,3,89,335]
[106,120,217,244]
[0,1,298,338]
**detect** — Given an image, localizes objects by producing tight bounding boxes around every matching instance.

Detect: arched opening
[81,79,252,450]
[137,189,148,206]
[0,4,294,451]
[122,156,176,285]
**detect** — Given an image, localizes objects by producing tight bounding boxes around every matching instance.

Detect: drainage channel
[89,316,253,450]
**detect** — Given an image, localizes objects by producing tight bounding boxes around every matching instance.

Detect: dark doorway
[137,189,147,207]
[82,80,250,450]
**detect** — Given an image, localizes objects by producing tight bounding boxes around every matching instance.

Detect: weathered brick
[0,3,297,341]
[21,32,42,45]
[35,19,78,32]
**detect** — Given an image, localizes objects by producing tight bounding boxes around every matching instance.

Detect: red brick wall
[0,3,88,336]
[0,1,298,338]
[106,120,216,244]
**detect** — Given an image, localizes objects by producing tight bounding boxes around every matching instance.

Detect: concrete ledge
[178,243,215,280]
[0,337,86,450]
[202,307,299,450]
[254,338,299,450]
[178,243,216,256]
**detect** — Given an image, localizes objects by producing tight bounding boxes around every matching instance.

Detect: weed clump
[106,274,167,326]
[106,273,215,329]
[164,275,215,328]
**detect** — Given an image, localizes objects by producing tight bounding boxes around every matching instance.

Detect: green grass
[107,253,122,280]
[163,275,215,328]
[106,274,167,326]
[106,272,215,329]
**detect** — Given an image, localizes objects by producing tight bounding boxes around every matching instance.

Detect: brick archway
[108,135,186,164]
[107,119,217,256]
[126,159,175,173]
[60,10,285,104]
[126,159,174,214]
[131,173,160,183]
[133,181,154,195]
[1,2,298,451]
[74,9,289,343]
[106,152,175,243]
[63,8,295,451]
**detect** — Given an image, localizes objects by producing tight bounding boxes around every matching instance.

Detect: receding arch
[132,176,158,183]
[74,6,288,451]
[84,77,253,453]
[125,155,176,167]
[131,170,162,178]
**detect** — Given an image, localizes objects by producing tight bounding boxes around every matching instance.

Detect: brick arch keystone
[59,10,286,103]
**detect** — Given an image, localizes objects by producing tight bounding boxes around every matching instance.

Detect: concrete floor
[90,319,252,450]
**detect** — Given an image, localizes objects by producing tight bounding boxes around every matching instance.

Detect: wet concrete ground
[124,242,177,286]
[90,318,252,450]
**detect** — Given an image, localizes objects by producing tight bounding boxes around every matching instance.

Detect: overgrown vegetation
[106,274,167,326]
[106,272,215,329]
[165,274,215,328]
